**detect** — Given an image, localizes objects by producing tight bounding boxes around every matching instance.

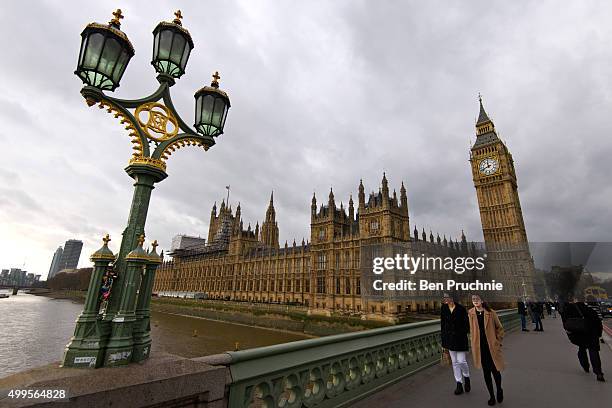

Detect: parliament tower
[261,192,280,248]
[470,97,536,300]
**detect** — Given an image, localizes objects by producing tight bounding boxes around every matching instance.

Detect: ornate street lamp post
[63,10,230,368]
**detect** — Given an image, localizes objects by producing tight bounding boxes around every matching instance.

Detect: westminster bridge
[2,311,611,408]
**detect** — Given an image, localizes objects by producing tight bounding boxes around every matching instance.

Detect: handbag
[563,304,588,333]
[440,348,451,366]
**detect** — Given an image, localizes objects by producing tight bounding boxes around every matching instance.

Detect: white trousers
[449,350,470,382]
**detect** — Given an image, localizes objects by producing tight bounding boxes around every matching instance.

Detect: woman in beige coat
[468,294,505,406]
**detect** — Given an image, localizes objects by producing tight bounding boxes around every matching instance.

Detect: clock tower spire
[470,95,535,301]
[474,94,501,146]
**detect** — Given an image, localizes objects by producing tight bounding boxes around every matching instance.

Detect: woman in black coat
[441,292,471,395]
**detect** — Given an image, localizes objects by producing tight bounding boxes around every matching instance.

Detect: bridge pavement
[354,315,612,408]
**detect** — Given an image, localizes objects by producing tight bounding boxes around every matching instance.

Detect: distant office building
[170,235,206,252]
[48,246,64,279]
[47,240,83,280]
[0,269,9,286]
[0,269,39,287]
[1,268,27,286]
[13,268,27,286]
[60,240,83,270]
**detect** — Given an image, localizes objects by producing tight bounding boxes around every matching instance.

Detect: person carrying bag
[561,298,605,382]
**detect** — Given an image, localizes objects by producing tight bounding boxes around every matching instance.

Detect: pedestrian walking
[526,298,535,324]
[545,301,552,317]
[517,298,529,331]
[468,294,505,406]
[561,297,606,382]
[441,293,471,395]
[530,301,544,331]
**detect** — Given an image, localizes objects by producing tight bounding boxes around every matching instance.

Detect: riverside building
[153,174,480,320]
[153,100,536,319]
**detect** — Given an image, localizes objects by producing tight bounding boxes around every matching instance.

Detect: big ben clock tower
[470,96,536,301]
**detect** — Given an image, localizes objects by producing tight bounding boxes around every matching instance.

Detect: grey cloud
[0,169,21,185]
[0,187,43,213]
[1,0,612,277]
[0,99,34,127]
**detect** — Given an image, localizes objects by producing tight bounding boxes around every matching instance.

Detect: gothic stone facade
[470,98,536,301]
[153,174,475,320]
[154,100,536,317]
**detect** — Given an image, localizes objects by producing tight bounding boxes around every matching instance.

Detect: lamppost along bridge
[62,9,231,368]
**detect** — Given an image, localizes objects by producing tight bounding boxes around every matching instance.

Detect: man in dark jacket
[561,298,605,382]
[518,299,529,331]
[530,301,544,331]
[441,293,471,395]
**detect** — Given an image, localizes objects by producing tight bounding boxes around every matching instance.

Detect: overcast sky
[1,1,611,279]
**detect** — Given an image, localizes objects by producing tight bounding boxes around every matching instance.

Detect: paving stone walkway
[354,316,612,408]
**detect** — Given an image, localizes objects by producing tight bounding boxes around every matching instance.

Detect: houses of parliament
[153,99,536,319]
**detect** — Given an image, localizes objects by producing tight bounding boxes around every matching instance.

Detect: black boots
[486,387,502,405]
[454,377,470,395]
[454,382,464,395]
[497,388,504,403]
[597,374,606,382]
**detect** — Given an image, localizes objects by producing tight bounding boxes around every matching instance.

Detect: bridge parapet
[199,309,520,408]
[2,311,519,407]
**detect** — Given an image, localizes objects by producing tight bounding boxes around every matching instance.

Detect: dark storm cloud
[1,0,611,277]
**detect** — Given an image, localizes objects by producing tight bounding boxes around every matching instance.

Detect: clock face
[479,157,499,175]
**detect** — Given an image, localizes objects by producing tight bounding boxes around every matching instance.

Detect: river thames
[0,292,309,378]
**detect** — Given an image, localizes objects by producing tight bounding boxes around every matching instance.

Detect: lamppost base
[62,345,107,369]
[132,339,152,363]
[61,315,109,368]
[132,310,153,363]
[103,342,135,367]
[103,315,138,366]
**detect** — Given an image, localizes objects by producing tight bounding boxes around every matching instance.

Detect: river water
[0,292,309,378]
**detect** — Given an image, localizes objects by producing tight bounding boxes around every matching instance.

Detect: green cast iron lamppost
[62,9,230,368]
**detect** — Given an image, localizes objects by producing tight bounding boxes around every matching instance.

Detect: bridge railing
[204,309,519,408]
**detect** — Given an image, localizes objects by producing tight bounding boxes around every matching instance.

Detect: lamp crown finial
[211,71,221,88]
[110,9,124,27]
[174,10,183,25]
[137,234,145,246]
[152,240,159,250]
[102,234,111,245]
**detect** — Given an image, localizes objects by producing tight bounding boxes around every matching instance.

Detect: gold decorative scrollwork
[89,99,207,171]
[160,137,208,163]
[96,100,144,159]
[128,156,167,171]
[135,102,179,142]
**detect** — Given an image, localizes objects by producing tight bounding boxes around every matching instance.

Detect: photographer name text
[372,279,503,291]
